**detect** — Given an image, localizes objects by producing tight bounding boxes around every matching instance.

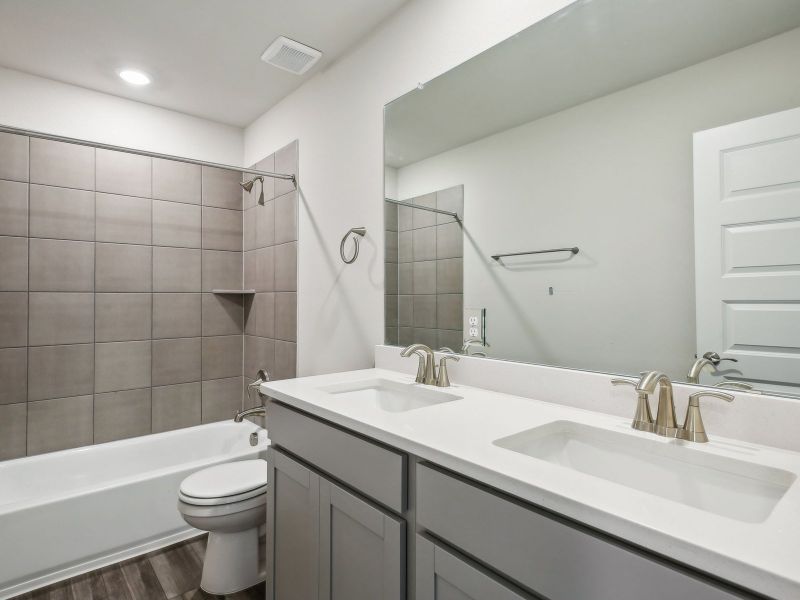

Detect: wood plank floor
[13,535,266,600]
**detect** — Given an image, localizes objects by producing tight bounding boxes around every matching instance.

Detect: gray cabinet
[320,478,405,600]
[416,535,534,600]
[267,447,405,600]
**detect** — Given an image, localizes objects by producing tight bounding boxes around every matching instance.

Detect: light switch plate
[463,307,486,344]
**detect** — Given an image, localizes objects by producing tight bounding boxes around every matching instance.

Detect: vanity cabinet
[267,444,405,600]
[266,401,760,600]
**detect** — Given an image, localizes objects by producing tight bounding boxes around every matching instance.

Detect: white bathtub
[0,420,269,599]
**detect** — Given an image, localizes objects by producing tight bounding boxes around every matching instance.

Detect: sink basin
[320,379,462,413]
[494,421,795,523]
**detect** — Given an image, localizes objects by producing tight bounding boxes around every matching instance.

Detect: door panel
[268,449,320,600]
[694,107,800,393]
[319,478,404,600]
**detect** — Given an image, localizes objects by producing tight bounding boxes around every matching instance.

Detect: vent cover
[260,36,322,75]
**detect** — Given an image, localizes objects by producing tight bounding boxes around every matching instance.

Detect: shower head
[240,176,263,193]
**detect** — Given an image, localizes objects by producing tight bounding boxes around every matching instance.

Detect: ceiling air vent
[260,36,322,75]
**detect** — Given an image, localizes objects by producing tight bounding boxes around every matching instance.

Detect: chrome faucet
[234,406,267,423]
[401,344,437,385]
[611,378,654,432]
[235,369,270,422]
[436,354,460,387]
[676,391,734,443]
[636,371,679,437]
[686,351,738,384]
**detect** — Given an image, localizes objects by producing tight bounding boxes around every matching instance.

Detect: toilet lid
[180,459,268,499]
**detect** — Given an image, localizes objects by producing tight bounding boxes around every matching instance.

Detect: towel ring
[340,227,366,264]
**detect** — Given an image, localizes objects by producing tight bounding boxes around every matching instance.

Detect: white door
[694,106,800,395]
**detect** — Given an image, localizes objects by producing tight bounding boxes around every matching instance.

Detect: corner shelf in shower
[211,289,256,295]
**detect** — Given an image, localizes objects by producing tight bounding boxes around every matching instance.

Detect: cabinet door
[416,536,533,600]
[268,449,320,600]
[319,477,405,600]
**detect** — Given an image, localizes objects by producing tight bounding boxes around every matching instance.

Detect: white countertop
[263,368,800,599]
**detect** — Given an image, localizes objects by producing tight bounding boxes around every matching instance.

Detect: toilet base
[201,528,265,595]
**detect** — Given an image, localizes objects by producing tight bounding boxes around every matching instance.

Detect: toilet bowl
[177,459,268,595]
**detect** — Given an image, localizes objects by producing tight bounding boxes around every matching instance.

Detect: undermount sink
[320,378,463,413]
[494,421,795,523]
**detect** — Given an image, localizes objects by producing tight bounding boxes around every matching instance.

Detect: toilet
[177,459,268,595]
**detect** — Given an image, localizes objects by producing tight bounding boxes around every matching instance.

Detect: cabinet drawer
[268,401,406,513]
[416,464,754,600]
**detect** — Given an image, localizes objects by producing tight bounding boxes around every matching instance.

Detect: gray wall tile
[152,337,201,386]
[274,242,296,292]
[95,340,151,393]
[439,329,463,352]
[95,193,152,244]
[94,388,151,443]
[0,348,26,405]
[398,327,413,346]
[385,327,398,346]
[154,247,201,292]
[274,141,297,197]
[243,207,257,251]
[437,294,463,330]
[385,229,398,263]
[437,258,463,294]
[152,382,201,433]
[413,227,436,261]
[254,199,275,248]
[30,138,94,190]
[398,205,412,232]
[202,167,242,210]
[95,293,152,342]
[27,394,94,455]
[398,263,412,294]
[96,149,152,197]
[29,238,94,291]
[29,292,94,345]
[96,243,152,292]
[436,222,463,259]
[0,236,28,291]
[202,250,242,292]
[202,335,242,380]
[201,377,243,423]
[398,295,413,327]
[413,261,436,295]
[385,295,398,327]
[274,191,297,244]
[245,292,274,338]
[436,185,464,224]
[0,132,29,182]
[0,403,26,459]
[202,293,243,336]
[385,262,398,295]
[412,327,438,349]
[28,344,94,401]
[384,202,398,232]
[413,295,437,329]
[0,180,28,236]
[250,247,274,292]
[29,185,94,241]
[275,292,296,342]
[202,207,243,251]
[152,158,201,204]
[412,193,437,229]
[0,292,28,347]
[274,340,297,380]
[153,200,201,247]
[243,335,274,379]
[153,293,201,339]
[398,231,412,263]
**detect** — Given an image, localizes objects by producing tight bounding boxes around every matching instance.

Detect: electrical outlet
[463,308,486,345]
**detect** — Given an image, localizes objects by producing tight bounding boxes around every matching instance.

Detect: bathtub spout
[234,407,266,423]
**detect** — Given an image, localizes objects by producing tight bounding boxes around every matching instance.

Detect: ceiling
[385,0,800,168]
[0,0,407,127]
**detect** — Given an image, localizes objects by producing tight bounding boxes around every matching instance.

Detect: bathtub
[0,420,269,599]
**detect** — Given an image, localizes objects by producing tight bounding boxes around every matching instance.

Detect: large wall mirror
[383,0,800,397]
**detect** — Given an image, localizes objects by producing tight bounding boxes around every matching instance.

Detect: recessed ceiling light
[119,69,151,86]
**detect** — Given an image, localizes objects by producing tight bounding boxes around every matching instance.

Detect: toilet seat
[179,459,268,506]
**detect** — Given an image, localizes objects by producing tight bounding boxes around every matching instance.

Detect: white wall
[0,66,243,165]
[244,0,575,376]
[394,28,800,379]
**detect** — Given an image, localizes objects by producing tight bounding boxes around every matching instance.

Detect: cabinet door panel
[319,478,405,600]
[416,535,531,600]
[268,449,320,600]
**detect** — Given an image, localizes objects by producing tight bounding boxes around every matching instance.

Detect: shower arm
[0,123,296,187]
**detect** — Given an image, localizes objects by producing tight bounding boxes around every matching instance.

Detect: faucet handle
[436,354,460,387]
[702,351,738,365]
[677,390,734,443]
[611,379,654,432]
